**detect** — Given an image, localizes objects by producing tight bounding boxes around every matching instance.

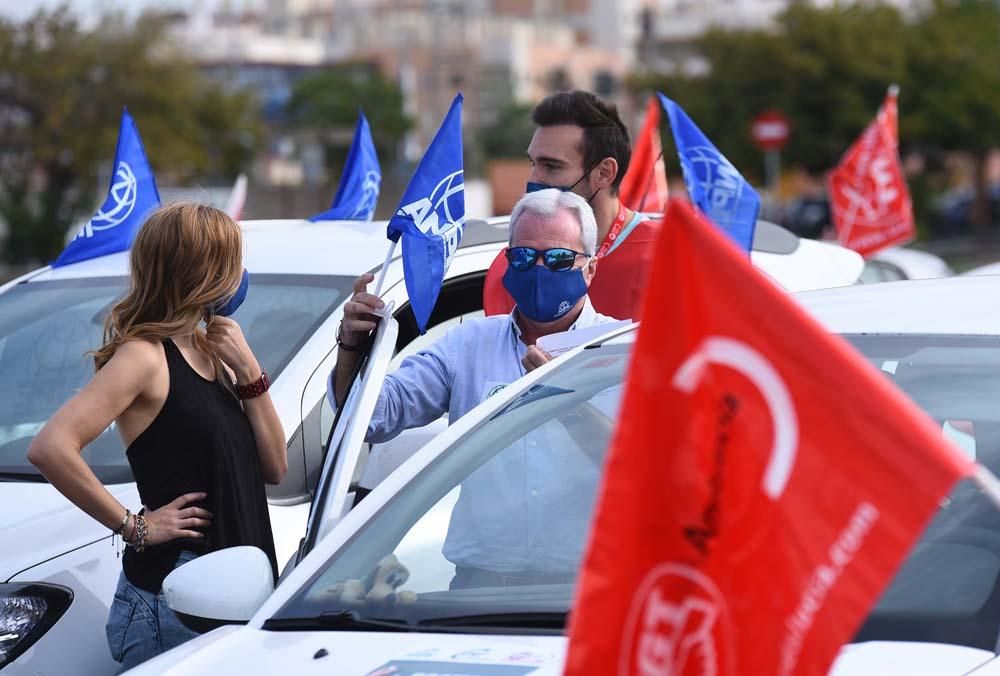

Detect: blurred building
[637,0,923,75]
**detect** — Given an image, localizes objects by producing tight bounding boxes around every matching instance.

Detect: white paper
[536,319,632,357]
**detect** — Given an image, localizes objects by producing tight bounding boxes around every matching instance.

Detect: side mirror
[163,546,274,624]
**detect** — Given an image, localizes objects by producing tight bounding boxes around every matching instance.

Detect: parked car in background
[859,247,954,284]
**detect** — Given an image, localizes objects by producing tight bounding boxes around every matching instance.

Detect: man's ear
[593,157,619,190]
[584,256,599,283]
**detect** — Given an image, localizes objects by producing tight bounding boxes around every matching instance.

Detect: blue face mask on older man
[502,246,590,323]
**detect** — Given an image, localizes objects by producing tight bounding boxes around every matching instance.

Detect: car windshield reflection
[272,334,1000,646]
[0,275,352,483]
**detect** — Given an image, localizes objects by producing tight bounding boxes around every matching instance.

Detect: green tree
[631,0,1000,232]
[286,65,410,173]
[902,0,1000,231]
[0,8,262,264]
[479,101,536,160]
[632,2,907,179]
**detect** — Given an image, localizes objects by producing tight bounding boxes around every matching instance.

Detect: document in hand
[536,319,632,358]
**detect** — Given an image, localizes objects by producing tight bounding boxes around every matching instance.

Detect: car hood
[121,625,994,676]
[122,627,566,675]
[0,481,138,580]
[829,641,993,675]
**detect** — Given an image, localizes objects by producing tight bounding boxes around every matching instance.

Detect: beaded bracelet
[235,370,270,400]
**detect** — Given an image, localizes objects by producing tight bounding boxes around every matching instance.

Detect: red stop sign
[751,110,791,151]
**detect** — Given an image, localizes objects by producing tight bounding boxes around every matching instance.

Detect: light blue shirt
[362,297,618,573]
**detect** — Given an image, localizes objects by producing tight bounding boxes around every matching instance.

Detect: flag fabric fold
[620,96,669,215]
[565,198,971,676]
[659,93,759,252]
[829,86,915,258]
[385,95,465,332]
[310,111,382,222]
[54,108,160,267]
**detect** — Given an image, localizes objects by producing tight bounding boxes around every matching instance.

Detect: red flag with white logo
[564,198,971,676]
[620,96,669,214]
[829,86,914,258]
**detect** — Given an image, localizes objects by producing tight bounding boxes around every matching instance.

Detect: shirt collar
[509,295,598,340]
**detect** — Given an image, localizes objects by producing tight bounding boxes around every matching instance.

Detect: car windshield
[0,274,352,484]
[269,343,628,632]
[270,333,1000,645]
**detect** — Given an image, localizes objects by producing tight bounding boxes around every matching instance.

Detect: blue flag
[309,112,381,221]
[658,93,759,252]
[54,108,160,267]
[386,94,465,333]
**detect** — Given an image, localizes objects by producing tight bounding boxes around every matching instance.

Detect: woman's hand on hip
[142,492,213,546]
[205,316,261,384]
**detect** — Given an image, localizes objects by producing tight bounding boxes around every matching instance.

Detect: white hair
[508,189,598,256]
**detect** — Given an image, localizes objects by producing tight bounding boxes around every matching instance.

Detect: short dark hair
[532,90,631,194]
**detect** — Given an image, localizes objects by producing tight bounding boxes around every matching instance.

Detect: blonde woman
[28,203,286,669]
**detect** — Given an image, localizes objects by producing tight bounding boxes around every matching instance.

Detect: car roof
[25,218,509,282]
[796,275,1000,335]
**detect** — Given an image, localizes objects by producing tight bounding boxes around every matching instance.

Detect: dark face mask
[526,161,601,204]
[212,269,249,317]
[502,262,589,324]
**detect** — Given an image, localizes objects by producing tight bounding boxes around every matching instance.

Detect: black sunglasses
[506,246,589,272]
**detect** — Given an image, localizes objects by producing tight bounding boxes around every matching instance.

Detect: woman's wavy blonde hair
[92,202,244,382]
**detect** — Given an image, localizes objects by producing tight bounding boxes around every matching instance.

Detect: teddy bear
[324,554,418,608]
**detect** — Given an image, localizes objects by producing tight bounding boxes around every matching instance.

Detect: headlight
[0,583,72,668]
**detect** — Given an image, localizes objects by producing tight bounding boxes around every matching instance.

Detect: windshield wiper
[0,471,47,483]
[418,611,566,632]
[263,610,411,632]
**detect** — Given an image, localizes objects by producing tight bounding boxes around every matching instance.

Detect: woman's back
[124,338,277,592]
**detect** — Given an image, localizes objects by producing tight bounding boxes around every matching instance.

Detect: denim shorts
[105,550,200,671]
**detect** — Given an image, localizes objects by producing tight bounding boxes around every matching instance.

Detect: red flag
[829,86,914,258]
[620,96,669,214]
[564,199,971,676]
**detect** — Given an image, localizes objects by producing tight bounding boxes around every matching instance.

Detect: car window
[0,274,352,484]
[274,332,1000,647]
[846,334,1000,651]
[268,345,628,630]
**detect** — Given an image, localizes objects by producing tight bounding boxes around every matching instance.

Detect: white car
[0,217,508,676]
[962,261,1000,277]
[0,216,859,675]
[125,274,1000,676]
[859,246,954,284]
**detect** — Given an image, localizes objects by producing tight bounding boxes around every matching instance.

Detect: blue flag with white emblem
[54,108,160,267]
[658,92,759,252]
[309,111,381,222]
[386,94,464,333]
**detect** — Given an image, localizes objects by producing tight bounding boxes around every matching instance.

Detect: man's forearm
[333,347,364,408]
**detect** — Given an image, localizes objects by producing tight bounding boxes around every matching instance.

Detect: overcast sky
[0,0,214,21]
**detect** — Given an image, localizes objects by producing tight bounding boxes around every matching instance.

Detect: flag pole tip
[888,84,900,97]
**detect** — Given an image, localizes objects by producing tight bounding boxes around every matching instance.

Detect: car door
[297,305,398,561]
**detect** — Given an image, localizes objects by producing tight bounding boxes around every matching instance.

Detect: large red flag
[829,86,914,258]
[564,199,971,676]
[620,96,669,214]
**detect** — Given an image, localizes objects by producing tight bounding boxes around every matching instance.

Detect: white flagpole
[973,464,1000,511]
[373,240,397,298]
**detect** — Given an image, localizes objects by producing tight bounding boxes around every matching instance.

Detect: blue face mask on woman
[212,269,249,317]
[502,258,589,323]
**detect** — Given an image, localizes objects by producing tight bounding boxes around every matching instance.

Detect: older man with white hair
[329,189,619,587]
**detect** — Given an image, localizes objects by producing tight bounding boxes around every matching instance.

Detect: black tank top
[122,338,278,592]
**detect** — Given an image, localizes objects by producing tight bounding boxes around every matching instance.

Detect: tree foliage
[0,8,262,264]
[286,65,410,173]
[632,1,1000,185]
